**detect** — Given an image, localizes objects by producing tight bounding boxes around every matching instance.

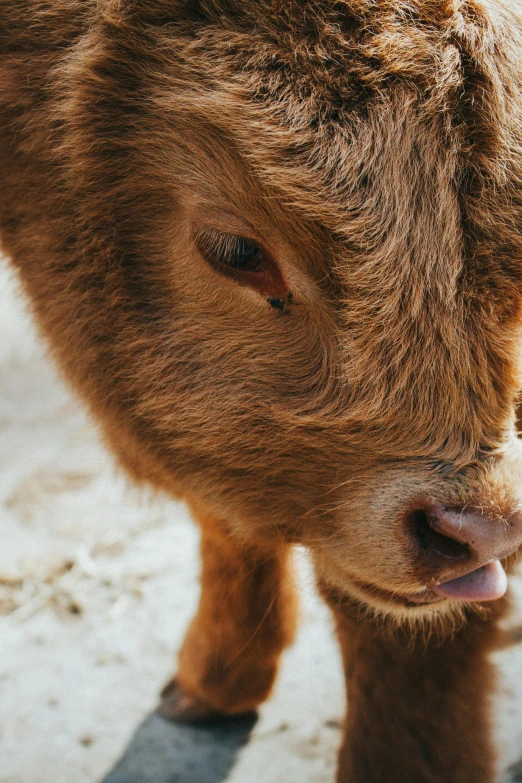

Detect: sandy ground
[1,256,522,783]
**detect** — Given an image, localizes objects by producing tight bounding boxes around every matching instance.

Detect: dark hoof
[158,679,224,722]
[158,679,258,725]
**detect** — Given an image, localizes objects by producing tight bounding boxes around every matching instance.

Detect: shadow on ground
[101,711,258,783]
[101,709,522,783]
[508,759,522,783]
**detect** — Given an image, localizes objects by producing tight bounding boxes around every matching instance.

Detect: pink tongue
[433,560,507,602]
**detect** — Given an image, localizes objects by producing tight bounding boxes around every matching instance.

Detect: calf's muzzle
[406,502,522,601]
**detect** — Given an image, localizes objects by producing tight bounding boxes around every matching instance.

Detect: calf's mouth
[344,558,509,612]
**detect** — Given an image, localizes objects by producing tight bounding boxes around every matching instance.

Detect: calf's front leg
[160,502,297,720]
[328,596,505,783]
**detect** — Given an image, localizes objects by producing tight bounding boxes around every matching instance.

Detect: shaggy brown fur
[3,1,522,780]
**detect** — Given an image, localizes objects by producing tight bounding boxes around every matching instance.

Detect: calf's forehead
[182,37,522,443]
[106,0,522,456]
[154,0,522,280]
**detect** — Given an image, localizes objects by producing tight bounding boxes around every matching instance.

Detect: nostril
[408,509,471,561]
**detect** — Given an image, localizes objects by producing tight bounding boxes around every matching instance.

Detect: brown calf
[2,1,522,780]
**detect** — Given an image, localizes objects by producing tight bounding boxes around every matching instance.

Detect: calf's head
[29,0,522,627]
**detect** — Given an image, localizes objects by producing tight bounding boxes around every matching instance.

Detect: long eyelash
[195,229,244,264]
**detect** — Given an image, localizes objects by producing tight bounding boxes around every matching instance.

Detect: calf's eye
[195,228,289,302]
[213,235,262,271]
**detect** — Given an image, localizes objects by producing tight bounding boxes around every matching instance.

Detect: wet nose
[407,502,522,577]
